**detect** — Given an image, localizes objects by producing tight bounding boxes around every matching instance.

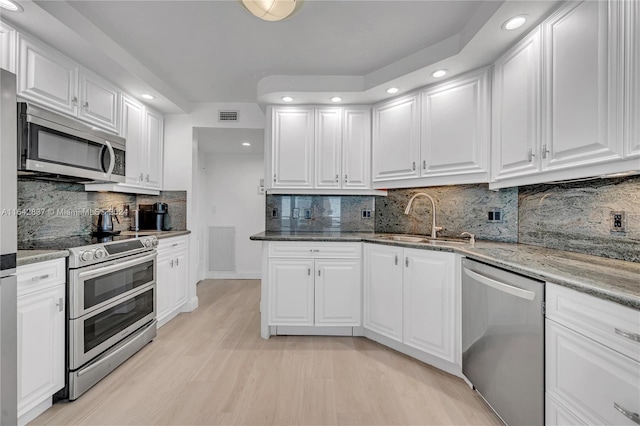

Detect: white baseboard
[206,271,261,280]
[19,396,52,426]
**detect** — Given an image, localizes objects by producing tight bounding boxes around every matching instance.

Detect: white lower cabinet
[156,236,189,327]
[266,242,361,331]
[363,243,459,371]
[545,283,640,425]
[16,259,65,425]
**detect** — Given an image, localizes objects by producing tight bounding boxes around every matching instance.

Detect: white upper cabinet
[342,107,371,189]
[542,0,622,169]
[1,21,16,73]
[268,105,375,193]
[372,93,421,182]
[492,28,542,181]
[314,107,342,189]
[271,107,315,189]
[17,33,79,117]
[17,33,121,133]
[121,95,145,186]
[78,69,120,133]
[420,68,490,179]
[144,107,164,190]
[624,0,639,158]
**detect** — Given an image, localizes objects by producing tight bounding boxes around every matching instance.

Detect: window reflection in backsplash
[265,194,374,232]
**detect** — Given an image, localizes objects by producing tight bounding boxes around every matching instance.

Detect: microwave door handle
[104,140,115,175]
[77,252,156,279]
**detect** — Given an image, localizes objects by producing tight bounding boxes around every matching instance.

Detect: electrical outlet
[361,209,372,219]
[487,208,504,223]
[611,211,626,232]
[293,208,299,219]
[271,208,279,218]
[304,209,312,219]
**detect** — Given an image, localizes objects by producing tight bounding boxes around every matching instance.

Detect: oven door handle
[77,252,156,279]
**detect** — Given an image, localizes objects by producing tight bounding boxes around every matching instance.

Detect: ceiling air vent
[218,110,239,122]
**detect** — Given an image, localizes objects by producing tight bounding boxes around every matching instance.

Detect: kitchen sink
[377,235,467,245]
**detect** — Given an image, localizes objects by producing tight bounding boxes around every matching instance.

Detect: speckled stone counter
[120,230,191,239]
[250,231,640,310]
[17,250,69,267]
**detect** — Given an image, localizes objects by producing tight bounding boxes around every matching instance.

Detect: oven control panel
[68,236,158,268]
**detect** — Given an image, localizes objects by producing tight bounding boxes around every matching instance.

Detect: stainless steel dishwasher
[462,258,544,426]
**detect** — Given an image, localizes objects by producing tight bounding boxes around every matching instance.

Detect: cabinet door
[372,93,421,182]
[121,95,145,186]
[314,108,342,189]
[144,108,164,189]
[172,250,188,311]
[271,107,314,188]
[1,22,16,74]
[342,107,371,189]
[543,0,623,170]
[421,69,489,178]
[17,34,78,117]
[492,29,542,181]
[17,285,65,417]
[156,254,173,325]
[625,0,640,158]
[403,249,456,362]
[78,70,120,133]
[546,320,640,425]
[315,259,361,326]
[363,244,403,341]
[268,259,314,326]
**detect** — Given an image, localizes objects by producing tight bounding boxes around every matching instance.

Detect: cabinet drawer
[158,236,188,253]
[546,394,589,426]
[268,242,361,259]
[17,258,66,296]
[546,320,640,426]
[546,283,640,362]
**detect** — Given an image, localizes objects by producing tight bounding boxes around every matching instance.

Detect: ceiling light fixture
[241,0,300,22]
[386,87,399,94]
[242,142,251,147]
[0,0,22,12]
[503,15,528,31]
[330,96,342,103]
[431,69,448,78]
[141,94,155,100]
[281,96,294,102]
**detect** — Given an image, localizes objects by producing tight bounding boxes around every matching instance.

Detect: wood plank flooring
[32,279,502,426]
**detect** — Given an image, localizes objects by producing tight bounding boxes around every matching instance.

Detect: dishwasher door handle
[464,268,536,301]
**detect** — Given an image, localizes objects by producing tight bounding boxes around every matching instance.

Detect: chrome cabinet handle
[172,243,178,247]
[527,148,535,163]
[423,160,426,170]
[344,174,348,183]
[139,173,144,182]
[146,174,149,182]
[170,260,174,268]
[394,255,398,266]
[273,173,277,183]
[175,258,179,266]
[318,269,321,277]
[83,101,89,110]
[31,274,50,281]
[615,328,640,343]
[307,267,311,276]
[405,257,409,267]
[335,174,339,182]
[614,403,640,424]
[542,144,549,159]
[56,297,64,312]
[412,161,416,171]
[72,96,78,106]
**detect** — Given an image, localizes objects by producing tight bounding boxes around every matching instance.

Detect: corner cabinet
[625,0,640,159]
[372,68,490,188]
[16,259,66,425]
[17,33,120,133]
[363,243,460,375]
[156,236,189,327]
[263,242,362,336]
[267,106,376,194]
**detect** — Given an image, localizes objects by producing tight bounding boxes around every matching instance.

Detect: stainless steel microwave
[17,102,126,183]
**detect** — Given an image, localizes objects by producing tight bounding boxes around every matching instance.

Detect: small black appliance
[139,203,171,231]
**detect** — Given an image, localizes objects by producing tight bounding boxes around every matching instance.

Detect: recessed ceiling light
[281,96,294,102]
[431,69,448,78]
[242,142,251,147]
[0,0,22,12]
[386,87,399,94]
[503,15,528,31]
[141,94,155,100]
[330,96,342,103]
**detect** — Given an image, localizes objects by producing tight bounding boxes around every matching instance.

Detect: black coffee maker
[139,203,171,231]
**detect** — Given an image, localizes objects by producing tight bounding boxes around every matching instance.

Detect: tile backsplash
[17,178,187,241]
[266,194,375,232]
[375,184,519,242]
[518,175,640,262]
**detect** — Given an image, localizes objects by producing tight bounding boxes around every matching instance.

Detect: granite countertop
[250,231,640,310]
[17,230,191,267]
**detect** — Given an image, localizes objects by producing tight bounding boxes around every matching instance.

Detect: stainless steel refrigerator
[0,68,18,426]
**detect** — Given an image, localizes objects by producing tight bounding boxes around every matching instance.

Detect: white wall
[201,152,264,279]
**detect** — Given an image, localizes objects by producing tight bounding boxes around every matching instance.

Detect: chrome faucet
[404,192,442,238]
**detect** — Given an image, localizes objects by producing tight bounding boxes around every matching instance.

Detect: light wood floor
[33,279,502,426]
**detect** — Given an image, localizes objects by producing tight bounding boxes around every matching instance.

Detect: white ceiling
[4,0,561,113]
[197,128,264,155]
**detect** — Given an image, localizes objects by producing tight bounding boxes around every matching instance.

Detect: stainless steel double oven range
[23,234,159,400]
